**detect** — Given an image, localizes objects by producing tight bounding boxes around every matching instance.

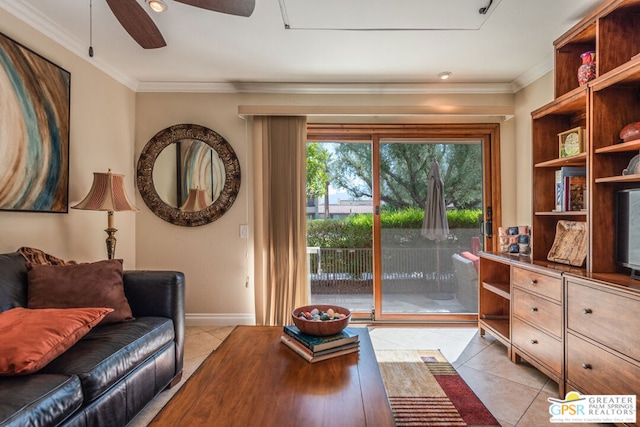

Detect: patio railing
[309,247,458,294]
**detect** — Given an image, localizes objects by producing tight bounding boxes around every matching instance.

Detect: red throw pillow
[460,251,480,271]
[0,307,112,375]
[27,259,134,324]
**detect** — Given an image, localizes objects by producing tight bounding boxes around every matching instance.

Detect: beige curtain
[252,116,309,326]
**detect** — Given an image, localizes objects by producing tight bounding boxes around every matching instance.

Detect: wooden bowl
[291,305,351,336]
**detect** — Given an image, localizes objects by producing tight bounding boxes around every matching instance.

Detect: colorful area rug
[375,350,500,427]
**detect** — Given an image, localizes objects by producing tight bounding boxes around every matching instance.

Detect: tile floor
[130,325,613,427]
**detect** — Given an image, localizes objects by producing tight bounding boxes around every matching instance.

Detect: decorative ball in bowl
[291,304,351,336]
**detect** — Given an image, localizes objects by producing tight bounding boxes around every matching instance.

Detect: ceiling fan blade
[105,0,166,49]
[175,0,256,17]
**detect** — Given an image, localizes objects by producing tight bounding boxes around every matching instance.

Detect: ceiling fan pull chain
[88,0,94,57]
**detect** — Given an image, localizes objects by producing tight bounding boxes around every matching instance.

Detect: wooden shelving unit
[531,87,589,265]
[482,281,510,300]
[534,211,587,217]
[594,139,640,154]
[530,0,640,275]
[588,0,640,274]
[480,318,510,345]
[595,174,640,183]
[479,2,640,407]
[478,253,512,358]
[534,153,587,168]
[511,0,640,406]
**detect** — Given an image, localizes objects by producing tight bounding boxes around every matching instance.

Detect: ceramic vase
[577,51,596,86]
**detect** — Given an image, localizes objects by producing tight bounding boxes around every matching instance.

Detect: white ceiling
[0,0,605,93]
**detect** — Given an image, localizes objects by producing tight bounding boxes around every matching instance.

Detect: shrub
[307,209,481,248]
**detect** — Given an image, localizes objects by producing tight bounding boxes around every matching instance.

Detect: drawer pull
[530,279,538,285]
[582,308,592,314]
[530,339,538,344]
[582,363,592,370]
[530,307,538,312]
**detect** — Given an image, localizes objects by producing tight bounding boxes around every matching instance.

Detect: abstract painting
[0,32,70,213]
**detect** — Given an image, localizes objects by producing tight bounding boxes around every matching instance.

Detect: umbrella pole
[436,240,441,291]
[426,239,453,300]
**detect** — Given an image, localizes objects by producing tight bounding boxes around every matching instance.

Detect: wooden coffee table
[149,326,395,426]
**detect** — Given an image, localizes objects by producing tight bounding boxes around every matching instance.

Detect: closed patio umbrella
[421,160,450,297]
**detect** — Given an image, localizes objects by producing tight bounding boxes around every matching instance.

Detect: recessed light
[438,71,452,80]
[147,0,167,13]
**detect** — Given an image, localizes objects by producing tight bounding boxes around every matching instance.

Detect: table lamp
[71,169,139,259]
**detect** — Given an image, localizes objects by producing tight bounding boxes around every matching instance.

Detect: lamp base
[105,227,118,260]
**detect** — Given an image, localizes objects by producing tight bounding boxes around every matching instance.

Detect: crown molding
[138,81,517,94]
[512,54,554,93]
[136,81,239,93]
[232,81,516,94]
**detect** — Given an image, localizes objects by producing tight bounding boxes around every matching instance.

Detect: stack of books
[280,325,359,363]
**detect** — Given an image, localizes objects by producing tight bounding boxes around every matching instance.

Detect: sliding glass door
[376,138,483,319]
[306,124,500,322]
[306,141,374,317]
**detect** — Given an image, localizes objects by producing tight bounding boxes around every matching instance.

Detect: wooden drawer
[513,288,562,338]
[512,267,562,302]
[566,281,640,360]
[512,317,562,375]
[567,333,640,402]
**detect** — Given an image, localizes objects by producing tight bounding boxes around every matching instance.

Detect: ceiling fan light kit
[146,0,167,13]
[105,0,255,50]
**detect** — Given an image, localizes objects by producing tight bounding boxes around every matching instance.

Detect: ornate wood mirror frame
[137,123,241,226]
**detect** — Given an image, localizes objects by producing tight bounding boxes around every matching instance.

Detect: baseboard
[185,313,256,326]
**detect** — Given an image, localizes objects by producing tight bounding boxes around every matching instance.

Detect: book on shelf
[554,166,586,212]
[564,175,587,211]
[280,334,360,363]
[282,325,359,352]
[554,169,563,211]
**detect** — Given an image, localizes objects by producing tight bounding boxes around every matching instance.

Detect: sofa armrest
[123,270,185,377]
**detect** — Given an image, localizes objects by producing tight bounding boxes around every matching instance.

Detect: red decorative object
[620,121,640,143]
[577,51,596,86]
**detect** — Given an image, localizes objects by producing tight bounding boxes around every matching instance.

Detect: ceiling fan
[104,0,255,49]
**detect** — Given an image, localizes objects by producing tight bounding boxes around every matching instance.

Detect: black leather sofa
[0,251,185,426]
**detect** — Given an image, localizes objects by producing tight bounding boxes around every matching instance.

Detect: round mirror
[137,123,241,226]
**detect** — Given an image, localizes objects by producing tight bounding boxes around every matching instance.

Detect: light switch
[240,224,248,238]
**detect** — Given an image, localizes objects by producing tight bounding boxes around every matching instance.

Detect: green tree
[306,142,331,199]
[329,142,482,210]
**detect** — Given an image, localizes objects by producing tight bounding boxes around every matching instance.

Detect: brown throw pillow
[0,307,112,375]
[27,259,134,325]
[18,246,78,266]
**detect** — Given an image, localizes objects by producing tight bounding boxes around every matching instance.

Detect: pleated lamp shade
[71,170,138,260]
[180,188,209,212]
[72,170,139,214]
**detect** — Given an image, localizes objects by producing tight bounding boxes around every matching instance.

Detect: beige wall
[134,93,254,324]
[513,72,554,225]
[0,9,137,268]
